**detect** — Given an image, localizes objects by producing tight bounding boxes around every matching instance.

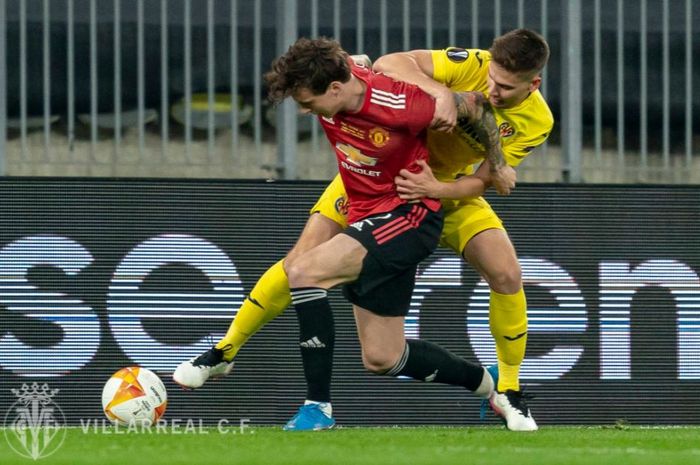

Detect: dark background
[4,0,700,149]
[0,179,699,426]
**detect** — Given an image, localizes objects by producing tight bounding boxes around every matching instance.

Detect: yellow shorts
[438,197,504,254]
[311,174,504,254]
[310,174,350,229]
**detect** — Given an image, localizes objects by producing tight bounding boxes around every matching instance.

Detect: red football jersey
[318,64,440,223]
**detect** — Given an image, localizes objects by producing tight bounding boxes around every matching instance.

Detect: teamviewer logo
[3,383,67,460]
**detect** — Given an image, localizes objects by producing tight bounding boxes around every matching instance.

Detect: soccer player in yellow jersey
[174,29,553,432]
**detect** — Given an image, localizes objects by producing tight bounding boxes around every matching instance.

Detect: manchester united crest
[368,127,390,148]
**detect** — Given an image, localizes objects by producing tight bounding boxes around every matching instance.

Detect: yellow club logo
[334,196,349,216]
[499,122,515,138]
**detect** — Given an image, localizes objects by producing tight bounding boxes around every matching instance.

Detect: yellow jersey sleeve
[430,48,489,93]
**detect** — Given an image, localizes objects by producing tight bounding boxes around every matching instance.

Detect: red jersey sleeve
[395,81,436,135]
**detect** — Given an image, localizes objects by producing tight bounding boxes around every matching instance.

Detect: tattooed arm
[395,92,516,201]
[453,91,516,195]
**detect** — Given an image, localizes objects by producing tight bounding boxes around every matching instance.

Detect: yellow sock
[489,288,528,391]
[215,259,291,360]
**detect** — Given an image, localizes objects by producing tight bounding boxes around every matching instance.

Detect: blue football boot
[283,403,335,431]
[480,364,500,420]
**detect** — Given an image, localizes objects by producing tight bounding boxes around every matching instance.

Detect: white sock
[304,400,332,417]
[473,367,495,399]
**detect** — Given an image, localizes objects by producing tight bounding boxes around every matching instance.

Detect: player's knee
[284,257,310,287]
[486,263,522,294]
[361,349,399,375]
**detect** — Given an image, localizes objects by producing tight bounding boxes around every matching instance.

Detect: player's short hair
[489,28,550,79]
[265,37,351,103]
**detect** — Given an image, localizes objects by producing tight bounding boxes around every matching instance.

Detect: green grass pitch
[2,425,698,465]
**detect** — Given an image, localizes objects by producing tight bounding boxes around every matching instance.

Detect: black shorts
[342,202,443,317]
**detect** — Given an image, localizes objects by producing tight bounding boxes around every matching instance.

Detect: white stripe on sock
[291,288,328,305]
[386,343,410,376]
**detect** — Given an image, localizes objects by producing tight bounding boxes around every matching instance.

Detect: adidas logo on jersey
[300,336,326,349]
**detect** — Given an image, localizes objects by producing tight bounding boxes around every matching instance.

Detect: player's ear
[528,75,542,93]
[328,81,343,97]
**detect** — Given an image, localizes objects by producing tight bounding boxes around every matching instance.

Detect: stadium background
[1,0,699,183]
[0,179,698,426]
[0,0,698,429]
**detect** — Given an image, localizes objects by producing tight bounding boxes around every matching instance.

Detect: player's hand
[429,87,457,132]
[395,160,442,200]
[488,163,517,195]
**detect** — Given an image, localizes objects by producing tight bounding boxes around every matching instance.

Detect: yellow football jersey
[428,48,554,181]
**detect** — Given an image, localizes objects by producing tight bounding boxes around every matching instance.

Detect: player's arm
[396,155,516,201]
[396,160,488,201]
[453,91,515,195]
[373,50,456,132]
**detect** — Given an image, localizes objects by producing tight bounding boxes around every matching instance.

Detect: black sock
[290,287,335,403]
[386,339,484,391]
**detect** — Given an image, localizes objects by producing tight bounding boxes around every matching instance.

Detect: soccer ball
[102,366,168,426]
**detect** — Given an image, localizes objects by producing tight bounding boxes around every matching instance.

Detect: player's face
[293,85,342,118]
[486,62,541,109]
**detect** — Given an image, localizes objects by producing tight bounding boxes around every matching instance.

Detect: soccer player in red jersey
[261,37,495,430]
[174,31,551,431]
